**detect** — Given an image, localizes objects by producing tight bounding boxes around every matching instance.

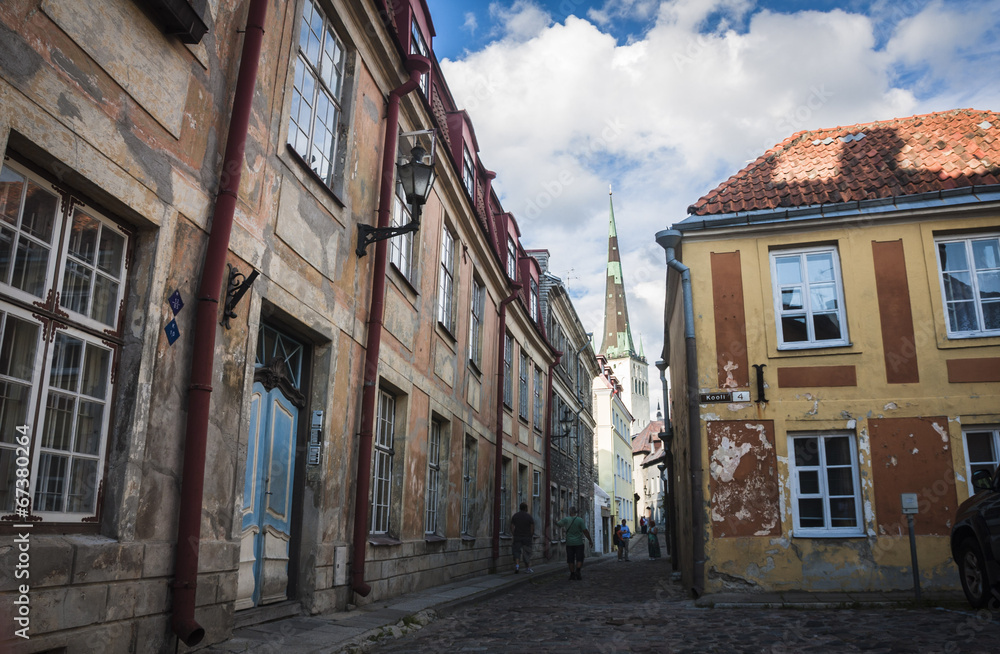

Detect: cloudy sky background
[424,0,1000,419]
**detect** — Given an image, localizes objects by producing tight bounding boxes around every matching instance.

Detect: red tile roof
[689,108,1000,216]
[631,420,664,455]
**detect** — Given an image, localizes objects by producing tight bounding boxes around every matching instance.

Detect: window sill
[424,534,447,543]
[460,534,476,543]
[790,530,865,539]
[284,144,346,210]
[368,535,402,546]
[468,359,483,377]
[500,534,512,541]
[436,321,457,347]
[774,342,855,356]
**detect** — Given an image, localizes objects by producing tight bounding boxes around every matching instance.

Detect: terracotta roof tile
[688,109,1000,216]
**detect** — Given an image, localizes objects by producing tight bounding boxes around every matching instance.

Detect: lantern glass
[397,145,436,206]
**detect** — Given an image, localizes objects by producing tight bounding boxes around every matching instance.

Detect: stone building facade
[0,0,561,650]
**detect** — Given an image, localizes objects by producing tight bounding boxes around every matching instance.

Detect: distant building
[593,357,636,530]
[632,417,667,527]
[658,108,1000,597]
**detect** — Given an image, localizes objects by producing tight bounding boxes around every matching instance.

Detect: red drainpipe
[491,282,522,563]
[542,352,561,560]
[171,0,268,646]
[351,54,431,597]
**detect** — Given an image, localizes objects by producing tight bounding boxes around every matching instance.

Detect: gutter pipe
[491,282,523,563]
[351,54,431,597]
[655,229,705,598]
[655,359,678,571]
[171,1,268,645]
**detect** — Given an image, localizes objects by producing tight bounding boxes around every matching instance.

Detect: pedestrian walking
[613,523,623,561]
[510,502,535,573]
[647,518,661,560]
[555,506,594,580]
[619,519,631,561]
[640,515,647,534]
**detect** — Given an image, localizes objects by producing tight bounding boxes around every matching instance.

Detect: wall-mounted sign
[901,492,919,514]
[700,392,732,403]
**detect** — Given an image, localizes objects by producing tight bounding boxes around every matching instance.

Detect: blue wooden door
[238,382,298,607]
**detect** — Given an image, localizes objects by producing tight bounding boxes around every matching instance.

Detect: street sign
[699,392,732,403]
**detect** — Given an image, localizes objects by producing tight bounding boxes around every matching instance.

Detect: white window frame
[371,390,395,534]
[409,18,429,96]
[288,0,347,188]
[507,236,518,280]
[438,226,455,333]
[518,351,529,419]
[469,277,484,368]
[0,160,128,523]
[935,233,1000,338]
[532,469,541,523]
[530,278,539,322]
[788,432,863,537]
[503,333,513,406]
[388,179,413,280]
[961,426,1000,495]
[500,457,511,535]
[770,245,849,349]
[425,419,442,534]
[462,146,475,197]
[533,366,543,430]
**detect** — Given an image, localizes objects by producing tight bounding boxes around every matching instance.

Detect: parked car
[951,468,1000,609]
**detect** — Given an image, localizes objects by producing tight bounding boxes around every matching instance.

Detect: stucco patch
[711,436,751,483]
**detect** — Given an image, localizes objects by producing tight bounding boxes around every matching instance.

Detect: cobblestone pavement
[373,546,1000,654]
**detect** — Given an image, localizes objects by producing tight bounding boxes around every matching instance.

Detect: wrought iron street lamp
[357,143,437,256]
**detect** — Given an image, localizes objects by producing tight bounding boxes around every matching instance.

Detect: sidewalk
[205,553,613,654]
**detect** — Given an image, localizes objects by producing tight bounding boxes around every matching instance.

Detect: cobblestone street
[373,543,999,654]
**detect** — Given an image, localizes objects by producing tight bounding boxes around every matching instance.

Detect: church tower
[600,188,650,433]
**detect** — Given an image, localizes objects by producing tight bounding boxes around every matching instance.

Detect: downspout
[542,352,561,560]
[171,1,268,645]
[655,229,705,598]
[492,282,522,564]
[351,53,431,597]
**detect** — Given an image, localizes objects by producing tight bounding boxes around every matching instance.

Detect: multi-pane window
[936,235,1000,337]
[500,458,511,535]
[770,246,849,348]
[533,366,543,430]
[962,427,1000,494]
[288,0,346,187]
[0,160,127,522]
[462,146,475,197]
[503,333,513,406]
[469,278,484,368]
[532,469,541,523]
[438,227,455,332]
[425,419,442,534]
[461,436,477,534]
[388,179,413,279]
[789,433,862,536]
[518,464,528,510]
[409,18,429,96]
[371,390,395,534]
[518,351,529,419]
[530,279,539,322]
[507,237,518,280]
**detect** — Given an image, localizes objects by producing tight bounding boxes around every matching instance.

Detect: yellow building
[593,356,636,533]
[658,109,1000,596]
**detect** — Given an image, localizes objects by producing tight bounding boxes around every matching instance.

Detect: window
[550,485,559,539]
[388,179,413,280]
[371,390,395,534]
[461,436,477,534]
[288,0,346,188]
[503,334,513,407]
[462,146,475,197]
[789,433,862,536]
[0,160,128,522]
[962,427,1000,494]
[532,469,541,523]
[518,463,528,510]
[936,235,1000,338]
[425,419,443,534]
[533,366,543,430]
[518,351,529,419]
[506,236,517,281]
[770,246,849,348]
[438,227,455,332]
[469,278,484,368]
[500,458,511,535]
[409,18,429,96]
[530,278,539,322]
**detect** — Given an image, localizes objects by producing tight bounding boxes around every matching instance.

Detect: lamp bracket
[222,264,259,330]
[356,211,421,257]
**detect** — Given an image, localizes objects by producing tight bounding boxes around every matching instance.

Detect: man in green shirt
[555,506,594,580]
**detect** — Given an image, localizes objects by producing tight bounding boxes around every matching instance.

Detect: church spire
[600,187,637,359]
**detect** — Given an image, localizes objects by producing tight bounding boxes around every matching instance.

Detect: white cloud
[440,0,1000,418]
[463,11,478,34]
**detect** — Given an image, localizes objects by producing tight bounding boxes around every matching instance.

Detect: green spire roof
[600,187,639,360]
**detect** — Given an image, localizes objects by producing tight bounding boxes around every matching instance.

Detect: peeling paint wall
[708,421,780,538]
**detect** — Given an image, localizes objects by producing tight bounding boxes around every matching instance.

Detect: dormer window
[410,18,429,96]
[462,146,475,197]
[506,236,517,280]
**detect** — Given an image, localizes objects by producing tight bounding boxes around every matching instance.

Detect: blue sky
[422,0,1000,416]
